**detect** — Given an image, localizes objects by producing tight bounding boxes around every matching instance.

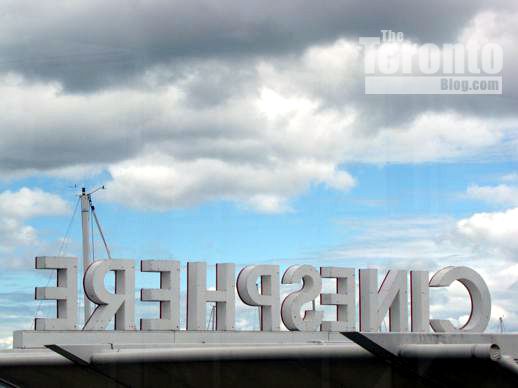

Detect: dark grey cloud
[0,0,516,212]
[1,0,513,92]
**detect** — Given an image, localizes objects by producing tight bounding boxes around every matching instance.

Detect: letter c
[429,266,491,332]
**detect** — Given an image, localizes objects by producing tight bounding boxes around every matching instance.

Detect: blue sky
[2,159,518,344]
[15,161,517,264]
[1,0,518,347]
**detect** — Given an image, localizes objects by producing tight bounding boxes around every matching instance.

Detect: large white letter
[83,259,136,330]
[320,267,355,331]
[359,269,408,332]
[237,265,280,331]
[140,260,180,330]
[281,265,323,331]
[187,262,235,330]
[34,256,77,330]
[429,266,491,333]
[410,270,430,332]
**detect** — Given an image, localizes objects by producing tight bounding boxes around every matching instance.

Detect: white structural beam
[13,330,351,349]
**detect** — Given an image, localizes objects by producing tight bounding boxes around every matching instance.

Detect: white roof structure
[1,330,518,387]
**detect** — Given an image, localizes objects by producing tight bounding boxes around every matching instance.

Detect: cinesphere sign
[33,257,492,333]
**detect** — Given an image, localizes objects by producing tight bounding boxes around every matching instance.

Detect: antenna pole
[91,206,112,259]
[80,188,92,322]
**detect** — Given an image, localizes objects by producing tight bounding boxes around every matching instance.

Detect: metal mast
[80,188,91,321]
[80,185,108,324]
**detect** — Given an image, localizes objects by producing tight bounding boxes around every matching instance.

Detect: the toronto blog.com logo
[359,30,503,95]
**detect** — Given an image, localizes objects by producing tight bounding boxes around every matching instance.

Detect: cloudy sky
[1,0,518,346]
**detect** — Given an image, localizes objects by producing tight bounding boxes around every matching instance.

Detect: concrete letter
[237,265,280,331]
[140,260,180,330]
[83,259,136,330]
[281,265,323,331]
[35,256,77,330]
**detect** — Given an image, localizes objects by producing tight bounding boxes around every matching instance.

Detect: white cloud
[244,195,291,214]
[103,154,354,212]
[316,212,518,331]
[0,336,12,349]
[502,173,518,183]
[343,112,504,163]
[0,9,516,213]
[1,33,514,213]
[456,207,518,257]
[0,187,69,265]
[0,187,69,219]
[467,184,518,206]
[321,217,468,270]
